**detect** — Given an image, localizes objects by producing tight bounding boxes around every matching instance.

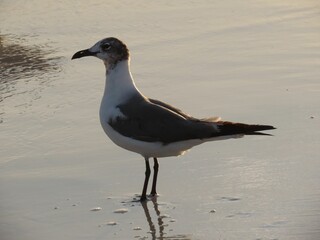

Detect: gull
[72,37,275,201]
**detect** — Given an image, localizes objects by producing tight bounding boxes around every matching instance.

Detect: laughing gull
[72,37,275,201]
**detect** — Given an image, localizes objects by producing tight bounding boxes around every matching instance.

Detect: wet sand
[1,0,320,239]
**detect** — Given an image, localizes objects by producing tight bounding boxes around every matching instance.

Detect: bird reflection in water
[139,197,192,240]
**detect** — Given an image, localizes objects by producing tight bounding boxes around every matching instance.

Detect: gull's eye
[101,43,111,51]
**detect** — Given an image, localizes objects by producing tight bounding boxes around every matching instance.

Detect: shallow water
[1,0,320,239]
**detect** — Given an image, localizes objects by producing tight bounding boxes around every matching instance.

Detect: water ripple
[0,34,62,103]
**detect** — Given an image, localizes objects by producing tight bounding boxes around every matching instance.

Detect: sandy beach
[1,0,320,239]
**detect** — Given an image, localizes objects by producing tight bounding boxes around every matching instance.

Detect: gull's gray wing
[108,95,216,144]
[148,98,197,120]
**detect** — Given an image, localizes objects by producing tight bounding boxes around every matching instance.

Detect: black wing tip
[255,125,276,131]
[250,125,276,136]
[241,124,277,135]
[263,125,276,130]
[246,132,274,136]
[216,122,276,137]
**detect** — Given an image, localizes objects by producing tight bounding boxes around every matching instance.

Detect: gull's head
[71,37,129,67]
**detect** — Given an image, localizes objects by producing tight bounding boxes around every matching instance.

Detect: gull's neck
[102,59,142,104]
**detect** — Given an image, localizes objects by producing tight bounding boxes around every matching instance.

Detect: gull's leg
[150,157,159,196]
[141,157,151,202]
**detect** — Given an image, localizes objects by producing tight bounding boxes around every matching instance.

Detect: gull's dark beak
[71,49,96,60]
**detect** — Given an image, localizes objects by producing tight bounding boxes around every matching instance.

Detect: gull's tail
[215,121,276,136]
